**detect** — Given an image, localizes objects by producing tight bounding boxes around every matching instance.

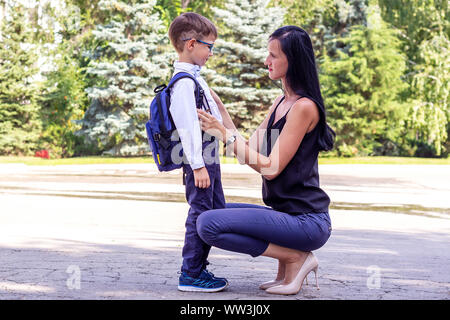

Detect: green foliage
[0,4,42,156]
[378,0,449,156]
[76,0,173,156]
[0,0,447,159]
[183,0,226,18]
[271,0,334,27]
[155,0,183,27]
[321,7,408,156]
[407,35,449,156]
[205,0,285,134]
[273,0,368,56]
[378,0,449,67]
[39,43,88,158]
[379,0,450,156]
[155,0,225,27]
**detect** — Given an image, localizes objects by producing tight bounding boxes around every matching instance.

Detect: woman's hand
[197,109,227,143]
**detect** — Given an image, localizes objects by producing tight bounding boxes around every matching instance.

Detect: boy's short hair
[169,12,217,53]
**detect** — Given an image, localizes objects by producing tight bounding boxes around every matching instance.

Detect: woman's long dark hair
[270,26,335,151]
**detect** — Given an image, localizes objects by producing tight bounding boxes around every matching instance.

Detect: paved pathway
[0,163,449,299]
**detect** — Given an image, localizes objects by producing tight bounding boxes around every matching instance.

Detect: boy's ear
[185,39,196,51]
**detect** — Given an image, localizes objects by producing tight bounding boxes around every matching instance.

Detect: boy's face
[183,34,216,67]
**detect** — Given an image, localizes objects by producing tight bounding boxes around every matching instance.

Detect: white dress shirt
[169,61,223,170]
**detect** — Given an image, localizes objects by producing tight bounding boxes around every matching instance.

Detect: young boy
[168,12,228,292]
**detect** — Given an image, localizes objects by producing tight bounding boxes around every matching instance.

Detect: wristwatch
[224,134,236,147]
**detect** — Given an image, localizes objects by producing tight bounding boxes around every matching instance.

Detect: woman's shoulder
[290,97,319,118]
[286,97,320,132]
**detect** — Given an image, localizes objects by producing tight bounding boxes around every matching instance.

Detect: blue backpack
[145,72,210,171]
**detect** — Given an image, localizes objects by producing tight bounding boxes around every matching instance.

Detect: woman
[196,26,335,295]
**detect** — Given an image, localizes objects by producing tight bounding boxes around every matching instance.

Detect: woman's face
[265,39,288,80]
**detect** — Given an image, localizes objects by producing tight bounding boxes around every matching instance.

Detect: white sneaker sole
[177,283,228,293]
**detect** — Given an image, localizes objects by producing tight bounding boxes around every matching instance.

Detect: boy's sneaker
[200,269,229,284]
[178,271,228,292]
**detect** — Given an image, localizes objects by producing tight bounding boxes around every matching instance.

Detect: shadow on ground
[1,227,449,300]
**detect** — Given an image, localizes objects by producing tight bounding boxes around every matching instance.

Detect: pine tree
[319,0,368,56]
[0,3,42,155]
[273,0,368,55]
[40,42,88,158]
[205,0,285,134]
[320,4,408,156]
[76,0,173,156]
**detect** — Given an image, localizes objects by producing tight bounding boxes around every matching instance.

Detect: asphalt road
[0,163,449,300]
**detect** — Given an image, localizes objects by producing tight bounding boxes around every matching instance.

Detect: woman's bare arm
[211,89,283,153]
[198,98,319,180]
[210,89,238,132]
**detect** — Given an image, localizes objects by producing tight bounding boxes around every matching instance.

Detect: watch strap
[224,134,236,147]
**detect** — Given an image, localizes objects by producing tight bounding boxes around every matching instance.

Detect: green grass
[318,156,450,165]
[0,155,240,166]
[0,155,448,166]
[0,156,152,166]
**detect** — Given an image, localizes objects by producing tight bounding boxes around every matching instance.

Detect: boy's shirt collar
[174,61,201,77]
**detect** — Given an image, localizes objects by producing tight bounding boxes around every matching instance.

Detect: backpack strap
[166,72,210,113]
[153,72,212,139]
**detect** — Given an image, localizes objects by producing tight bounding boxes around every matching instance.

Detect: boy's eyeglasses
[182,38,214,52]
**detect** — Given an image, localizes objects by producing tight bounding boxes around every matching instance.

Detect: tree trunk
[181,0,191,9]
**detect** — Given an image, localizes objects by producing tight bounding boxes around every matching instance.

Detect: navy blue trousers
[197,203,332,257]
[181,162,226,278]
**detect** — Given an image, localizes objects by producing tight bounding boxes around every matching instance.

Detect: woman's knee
[225,202,270,210]
[196,210,220,244]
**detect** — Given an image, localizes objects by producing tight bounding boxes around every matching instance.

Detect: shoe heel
[312,265,319,290]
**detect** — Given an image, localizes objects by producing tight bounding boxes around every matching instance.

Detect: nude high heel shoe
[260,261,285,290]
[259,279,284,290]
[265,252,319,295]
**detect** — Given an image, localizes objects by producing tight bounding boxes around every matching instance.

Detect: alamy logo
[167,128,281,169]
[66,265,81,290]
[366,265,381,289]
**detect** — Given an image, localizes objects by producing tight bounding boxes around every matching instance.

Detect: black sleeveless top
[262,97,330,215]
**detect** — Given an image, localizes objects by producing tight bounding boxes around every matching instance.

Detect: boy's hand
[193,167,210,189]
